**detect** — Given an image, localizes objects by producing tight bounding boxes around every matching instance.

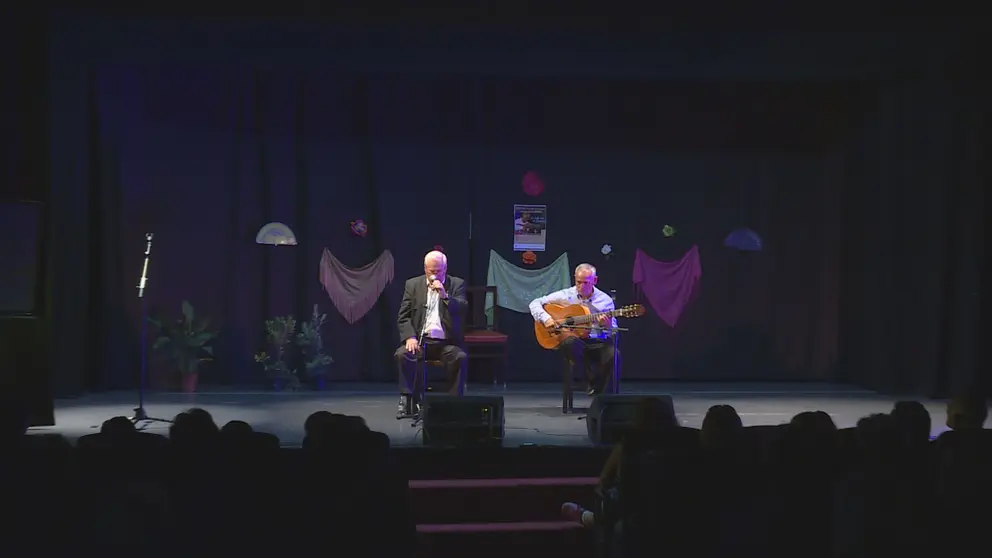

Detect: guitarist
[528,263,617,395]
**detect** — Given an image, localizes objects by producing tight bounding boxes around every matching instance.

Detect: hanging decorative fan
[255,222,298,246]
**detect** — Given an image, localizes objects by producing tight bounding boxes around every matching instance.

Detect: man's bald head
[424,251,447,281]
[574,262,598,297]
[425,251,447,267]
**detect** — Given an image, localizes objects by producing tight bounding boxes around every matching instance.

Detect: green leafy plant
[296,304,333,379]
[254,315,300,389]
[150,301,218,377]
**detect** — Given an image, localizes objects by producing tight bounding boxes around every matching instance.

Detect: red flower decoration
[522,171,545,197]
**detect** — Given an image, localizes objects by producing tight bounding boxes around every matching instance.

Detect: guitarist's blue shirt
[528,286,618,340]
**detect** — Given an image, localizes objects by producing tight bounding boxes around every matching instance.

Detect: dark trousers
[558,336,615,391]
[395,340,467,398]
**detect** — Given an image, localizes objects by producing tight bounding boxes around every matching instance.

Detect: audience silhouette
[4,392,989,557]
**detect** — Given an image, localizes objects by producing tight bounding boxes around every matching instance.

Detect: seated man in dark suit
[395,250,468,418]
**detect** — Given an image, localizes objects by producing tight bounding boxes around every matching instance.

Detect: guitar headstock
[615,304,646,318]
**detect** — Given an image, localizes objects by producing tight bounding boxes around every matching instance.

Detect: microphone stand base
[129,406,173,425]
[396,409,424,427]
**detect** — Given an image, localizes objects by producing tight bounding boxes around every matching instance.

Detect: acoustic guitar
[534,302,646,350]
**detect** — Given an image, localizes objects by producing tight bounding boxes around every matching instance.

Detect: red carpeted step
[416,521,596,558]
[409,477,598,524]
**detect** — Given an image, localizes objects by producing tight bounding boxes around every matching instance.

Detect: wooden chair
[464,286,509,388]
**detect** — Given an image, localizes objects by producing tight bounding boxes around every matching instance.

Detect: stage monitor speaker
[421,394,505,447]
[586,394,676,445]
[0,201,53,426]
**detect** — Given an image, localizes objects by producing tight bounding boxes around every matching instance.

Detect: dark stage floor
[32,382,975,447]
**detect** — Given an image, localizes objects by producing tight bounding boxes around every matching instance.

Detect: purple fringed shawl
[632,245,702,328]
[319,249,395,324]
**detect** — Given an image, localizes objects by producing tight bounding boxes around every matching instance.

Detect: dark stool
[397,358,446,421]
[561,348,622,414]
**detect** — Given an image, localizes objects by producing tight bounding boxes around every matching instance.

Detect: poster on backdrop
[513,204,547,252]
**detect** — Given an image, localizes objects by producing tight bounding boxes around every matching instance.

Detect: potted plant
[149,300,218,393]
[254,315,300,391]
[296,304,334,390]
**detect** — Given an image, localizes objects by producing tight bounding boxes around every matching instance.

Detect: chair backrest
[465,286,497,331]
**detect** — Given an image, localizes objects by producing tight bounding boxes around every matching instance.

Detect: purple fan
[724,228,762,251]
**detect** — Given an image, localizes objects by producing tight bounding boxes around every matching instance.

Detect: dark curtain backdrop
[40,17,985,398]
[55,66,854,390]
[1,7,54,425]
[839,44,987,398]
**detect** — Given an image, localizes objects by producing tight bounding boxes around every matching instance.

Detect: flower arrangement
[254,315,300,390]
[149,301,218,392]
[296,304,333,382]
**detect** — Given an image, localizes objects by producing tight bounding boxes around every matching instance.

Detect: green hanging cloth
[485,250,571,326]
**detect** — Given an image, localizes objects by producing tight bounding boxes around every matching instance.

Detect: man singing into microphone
[395,250,468,418]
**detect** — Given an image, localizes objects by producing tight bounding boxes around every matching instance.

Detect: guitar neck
[570,309,617,325]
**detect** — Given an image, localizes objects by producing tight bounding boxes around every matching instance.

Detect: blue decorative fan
[255,222,298,246]
[724,228,762,252]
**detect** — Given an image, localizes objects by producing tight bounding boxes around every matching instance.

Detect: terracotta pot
[181,373,199,393]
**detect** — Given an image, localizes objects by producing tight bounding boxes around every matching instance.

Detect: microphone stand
[129,233,172,427]
[410,283,440,428]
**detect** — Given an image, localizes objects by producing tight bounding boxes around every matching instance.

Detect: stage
[31,382,965,447]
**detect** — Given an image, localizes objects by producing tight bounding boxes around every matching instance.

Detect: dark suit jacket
[397,274,468,346]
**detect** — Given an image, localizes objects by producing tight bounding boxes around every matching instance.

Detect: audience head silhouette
[101,416,137,436]
[169,408,220,449]
[945,394,988,432]
[856,413,901,459]
[891,400,932,445]
[782,411,838,467]
[303,411,369,450]
[221,420,253,437]
[701,404,743,450]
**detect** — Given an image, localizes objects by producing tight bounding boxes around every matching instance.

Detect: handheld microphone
[425,275,439,308]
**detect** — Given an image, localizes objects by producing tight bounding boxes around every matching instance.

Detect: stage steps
[412,476,598,558]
